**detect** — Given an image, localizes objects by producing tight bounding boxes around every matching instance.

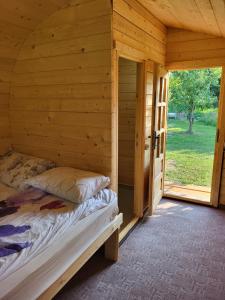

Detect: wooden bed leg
[104,229,119,261]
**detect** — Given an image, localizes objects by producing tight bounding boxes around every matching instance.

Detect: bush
[195,109,217,127]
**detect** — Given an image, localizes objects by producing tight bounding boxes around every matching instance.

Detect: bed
[0,182,17,201]
[0,152,122,300]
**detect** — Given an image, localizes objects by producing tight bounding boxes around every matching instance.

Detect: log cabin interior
[1,0,225,299]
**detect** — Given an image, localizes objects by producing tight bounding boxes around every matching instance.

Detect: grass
[165,119,217,187]
[195,108,218,127]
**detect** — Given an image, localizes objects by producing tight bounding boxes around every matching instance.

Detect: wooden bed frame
[37,213,123,300]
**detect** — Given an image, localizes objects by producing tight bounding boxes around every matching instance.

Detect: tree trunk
[187,112,194,134]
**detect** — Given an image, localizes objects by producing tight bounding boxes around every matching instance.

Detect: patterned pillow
[0,151,56,190]
[0,152,24,172]
[0,182,17,201]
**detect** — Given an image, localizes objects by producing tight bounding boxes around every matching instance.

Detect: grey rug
[55,199,225,300]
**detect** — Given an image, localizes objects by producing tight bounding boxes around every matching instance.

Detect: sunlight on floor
[164,182,211,203]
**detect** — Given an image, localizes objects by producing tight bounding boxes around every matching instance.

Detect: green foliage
[195,109,218,127]
[168,68,221,133]
[165,120,216,187]
[169,68,221,112]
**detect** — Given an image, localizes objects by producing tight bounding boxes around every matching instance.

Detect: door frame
[113,55,225,212]
[163,65,225,207]
[113,49,149,218]
[211,66,225,207]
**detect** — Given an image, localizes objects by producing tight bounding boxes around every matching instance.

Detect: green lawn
[165,119,217,187]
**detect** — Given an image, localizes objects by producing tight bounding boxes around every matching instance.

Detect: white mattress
[1,194,118,300]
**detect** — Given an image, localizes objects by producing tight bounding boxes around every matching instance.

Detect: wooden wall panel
[10,0,113,178]
[118,58,137,185]
[0,1,75,155]
[0,80,11,155]
[166,27,225,70]
[113,0,167,64]
[0,110,11,154]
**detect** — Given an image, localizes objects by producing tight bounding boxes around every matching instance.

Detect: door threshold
[119,217,139,243]
[163,193,212,206]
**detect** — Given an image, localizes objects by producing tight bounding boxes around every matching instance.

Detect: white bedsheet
[0,189,118,299]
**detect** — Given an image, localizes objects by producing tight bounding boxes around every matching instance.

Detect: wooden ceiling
[138,0,225,38]
[1,0,225,69]
[1,0,225,59]
[2,0,225,45]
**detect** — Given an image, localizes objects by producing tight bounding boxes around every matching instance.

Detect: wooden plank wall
[10,0,113,178]
[0,82,11,155]
[166,27,225,70]
[0,26,18,154]
[113,0,167,64]
[0,1,75,155]
[118,57,137,186]
[0,16,21,154]
[0,71,12,155]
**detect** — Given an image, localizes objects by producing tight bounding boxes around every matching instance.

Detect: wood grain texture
[219,154,225,205]
[0,0,112,157]
[113,0,167,64]
[166,27,225,70]
[118,58,137,186]
[0,0,73,156]
[10,1,113,180]
[211,67,225,207]
[104,228,119,261]
[138,0,225,38]
[0,92,11,154]
[143,62,154,209]
[216,68,225,206]
[148,65,168,215]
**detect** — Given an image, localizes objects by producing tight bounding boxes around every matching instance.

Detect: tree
[169,69,221,134]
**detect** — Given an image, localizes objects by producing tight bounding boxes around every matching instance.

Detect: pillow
[25,167,110,203]
[0,151,23,172]
[0,182,17,201]
[0,151,56,190]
